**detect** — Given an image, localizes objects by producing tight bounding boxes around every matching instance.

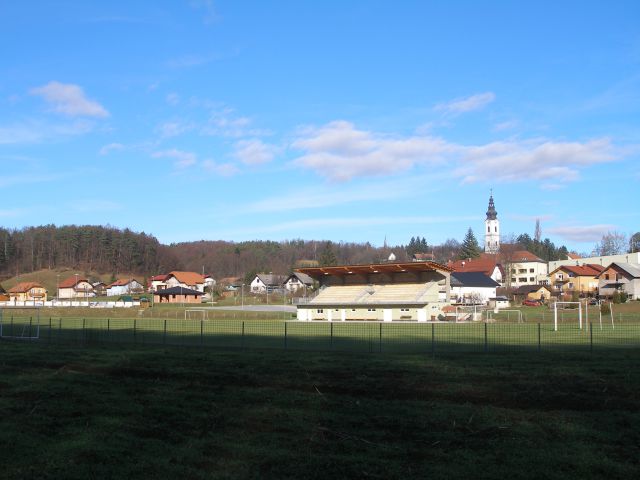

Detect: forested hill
[1,225,574,282]
[0,225,179,278]
[0,225,410,280]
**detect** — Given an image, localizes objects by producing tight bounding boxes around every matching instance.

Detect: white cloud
[291,121,621,186]
[156,121,193,138]
[202,159,239,176]
[435,92,496,114]
[190,0,219,24]
[201,108,268,137]
[493,120,519,131]
[166,93,180,106]
[456,137,616,183]
[291,120,452,181]
[547,224,617,243]
[30,81,109,118]
[99,143,124,155]
[243,176,439,213]
[233,139,278,165]
[0,120,94,144]
[152,148,197,168]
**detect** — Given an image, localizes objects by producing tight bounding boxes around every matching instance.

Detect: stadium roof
[296,261,452,279]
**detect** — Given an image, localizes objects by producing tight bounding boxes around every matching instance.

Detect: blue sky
[1,1,639,252]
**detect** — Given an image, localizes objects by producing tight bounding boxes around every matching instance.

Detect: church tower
[484,193,500,254]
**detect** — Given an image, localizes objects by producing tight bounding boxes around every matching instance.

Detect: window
[530,277,535,282]
[367,308,377,312]
[400,308,410,312]
[519,277,527,283]
[529,268,534,273]
[604,274,610,280]
[568,283,574,289]
[616,274,622,281]
[495,226,497,232]
[316,309,323,314]
[519,269,526,274]
[511,277,516,283]
[488,226,490,233]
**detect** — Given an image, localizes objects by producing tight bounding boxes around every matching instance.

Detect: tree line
[2,224,637,282]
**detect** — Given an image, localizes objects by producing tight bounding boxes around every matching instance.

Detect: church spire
[486,192,497,221]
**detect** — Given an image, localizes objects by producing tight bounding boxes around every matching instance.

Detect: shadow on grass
[3,317,640,356]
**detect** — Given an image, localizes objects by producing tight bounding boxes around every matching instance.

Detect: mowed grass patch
[0,342,639,479]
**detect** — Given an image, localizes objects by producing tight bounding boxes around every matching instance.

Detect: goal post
[0,306,42,340]
[184,308,209,321]
[553,302,582,332]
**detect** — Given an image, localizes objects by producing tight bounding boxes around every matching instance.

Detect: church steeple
[484,191,500,254]
[486,193,497,220]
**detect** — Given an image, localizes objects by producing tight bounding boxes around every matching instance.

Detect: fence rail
[2,315,640,355]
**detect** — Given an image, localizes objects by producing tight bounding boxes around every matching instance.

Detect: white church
[484,193,500,254]
[482,193,549,287]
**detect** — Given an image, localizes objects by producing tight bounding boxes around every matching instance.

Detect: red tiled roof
[552,264,604,277]
[8,282,45,293]
[167,271,204,285]
[108,278,139,287]
[448,254,499,277]
[508,250,544,262]
[151,274,168,281]
[59,276,87,288]
[567,253,581,260]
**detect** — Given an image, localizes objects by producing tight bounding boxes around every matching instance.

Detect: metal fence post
[484,322,488,353]
[242,321,245,349]
[537,323,541,353]
[590,322,593,353]
[379,322,382,353]
[29,317,33,338]
[431,323,435,358]
[163,319,167,345]
[200,319,203,346]
[284,322,288,349]
[330,322,333,349]
[11,315,13,337]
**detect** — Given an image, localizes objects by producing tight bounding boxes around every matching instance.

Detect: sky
[1,1,639,252]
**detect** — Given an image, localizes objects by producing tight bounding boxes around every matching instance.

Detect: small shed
[153,286,203,304]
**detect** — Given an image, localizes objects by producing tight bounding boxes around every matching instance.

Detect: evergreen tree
[319,241,338,266]
[459,228,481,260]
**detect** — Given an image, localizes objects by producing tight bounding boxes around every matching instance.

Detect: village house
[596,263,640,300]
[450,272,500,305]
[148,274,169,292]
[163,271,206,292]
[513,284,553,303]
[548,264,604,298]
[250,273,287,293]
[58,276,95,299]
[8,282,47,303]
[448,254,504,284]
[106,278,144,297]
[282,272,314,294]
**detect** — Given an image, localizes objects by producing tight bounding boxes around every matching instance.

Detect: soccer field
[2,312,639,354]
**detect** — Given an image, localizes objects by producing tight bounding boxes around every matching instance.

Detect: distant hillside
[0,268,117,295]
[0,225,179,279]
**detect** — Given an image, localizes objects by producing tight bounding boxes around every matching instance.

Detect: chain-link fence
[2,315,640,354]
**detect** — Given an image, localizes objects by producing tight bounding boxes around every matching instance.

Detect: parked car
[523,299,542,307]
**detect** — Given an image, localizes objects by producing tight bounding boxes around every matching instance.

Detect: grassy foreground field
[0,342,639,479]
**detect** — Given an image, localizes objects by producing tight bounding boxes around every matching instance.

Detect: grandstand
[295,261,452,321]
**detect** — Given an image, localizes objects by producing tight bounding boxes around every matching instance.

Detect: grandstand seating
[310,283,438,305]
